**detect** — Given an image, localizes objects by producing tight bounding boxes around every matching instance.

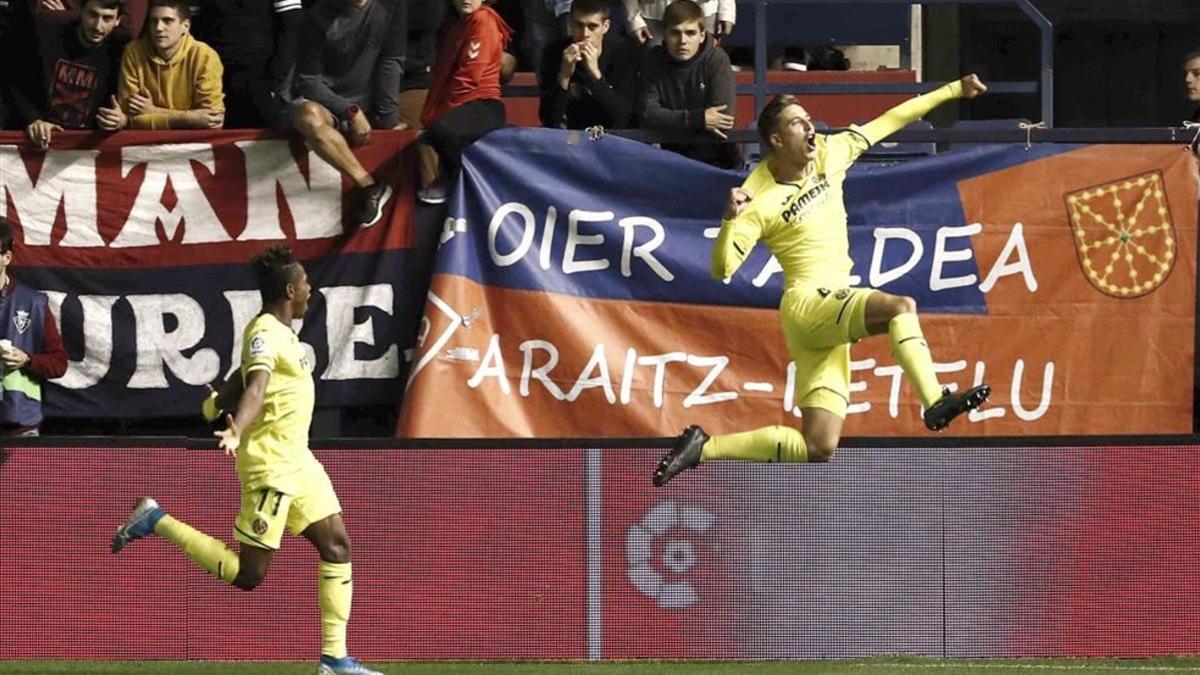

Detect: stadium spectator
[32,0,147,42]
[1185,49,1200,123]
[0,217,68,438]
[190,0,305,128]
[417,0,513,204]
[539,0,638,129]
[293,0,405,228]
[637,0,740,169]
[117,0,225,129]
[398,0,447,130]
[0,0,36,129]
[521,0,567,84]
[10,0,128,148]
[622,0,733,46]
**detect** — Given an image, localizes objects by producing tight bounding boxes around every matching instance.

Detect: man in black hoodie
[1185,49,1200,124]
[539,0,638,129]
[638,0,739,169]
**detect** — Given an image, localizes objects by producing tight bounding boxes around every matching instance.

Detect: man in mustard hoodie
[118,0,224,129]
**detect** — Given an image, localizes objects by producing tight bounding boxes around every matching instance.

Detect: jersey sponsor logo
[780,177,830,223]
[1066,170,1176,299]
[467,40,482,59]
[249,334,269,358]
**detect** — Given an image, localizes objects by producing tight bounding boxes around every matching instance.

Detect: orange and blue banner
[399,128,1198,437]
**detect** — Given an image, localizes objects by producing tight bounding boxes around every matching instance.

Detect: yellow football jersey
[237,313,316,483]
[713,129,871,288]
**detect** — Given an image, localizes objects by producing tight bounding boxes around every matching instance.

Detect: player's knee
[233,569,265,591]
[807,442,837,463]
[895,295,918,316]
[322,537,351,564]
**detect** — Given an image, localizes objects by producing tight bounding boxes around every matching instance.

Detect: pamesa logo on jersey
[625,500,714,609]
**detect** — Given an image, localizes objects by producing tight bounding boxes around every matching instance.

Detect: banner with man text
[399,128,1198,437]
[0,130,417,418]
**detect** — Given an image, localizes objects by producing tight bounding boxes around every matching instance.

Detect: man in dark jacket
[637,0,739,168]
[1185,49,1200,123]
[539,0,638,129]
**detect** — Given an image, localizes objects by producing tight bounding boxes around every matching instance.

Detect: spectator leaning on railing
[117,0,225,129]
[11,0,128,149]
[292,0,406,228]
[637,0,740,169]
[0,217,68,438]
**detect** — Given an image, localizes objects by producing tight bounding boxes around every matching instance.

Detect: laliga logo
[625,500,714,609]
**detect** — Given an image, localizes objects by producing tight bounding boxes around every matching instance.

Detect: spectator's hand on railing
[127,90,162,116]
[348,109,371,147]
[26,119,63,150]
[40,0,66,11]
[705,104,735,139]
[722,187,752,221]
[96,96,126,131]
[961,74,987,98]
[187,109,224,129]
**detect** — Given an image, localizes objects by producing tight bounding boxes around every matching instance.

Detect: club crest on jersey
[12,309,31,334]
[1065,170,1175,299]
[252,517,269,535]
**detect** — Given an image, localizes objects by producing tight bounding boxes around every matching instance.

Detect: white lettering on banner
[43,284,397,391]
[126,294,220,387]
[712,222,1037,295]
[0,147,104,247]
[458,332,1056,425]
[322,284,399,380]
[2,143,353,249]
[236,140,343,241]
[564,210,612,275]
[487,202,672,279]
[44,292,118,388]
[112,145,230,248]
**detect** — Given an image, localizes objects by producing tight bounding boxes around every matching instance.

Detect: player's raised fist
[960,74,987,98]
[723,187,752,220]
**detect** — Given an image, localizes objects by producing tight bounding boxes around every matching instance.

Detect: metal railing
[741,0,1054,124]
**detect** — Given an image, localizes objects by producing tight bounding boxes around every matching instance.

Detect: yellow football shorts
[233,459,342,550]
[779,285,874,419]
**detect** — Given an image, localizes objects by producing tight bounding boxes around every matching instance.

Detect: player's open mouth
[806,131,816,146]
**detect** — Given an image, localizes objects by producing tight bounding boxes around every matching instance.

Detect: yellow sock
[700,425,808,463]
[889,313,943,408]
[154,515,239,584]
[319,561,353,659]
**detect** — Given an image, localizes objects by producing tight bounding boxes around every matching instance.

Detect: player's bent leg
[232,544,274,591]
[864,291,944,409]
[798,406,843,463]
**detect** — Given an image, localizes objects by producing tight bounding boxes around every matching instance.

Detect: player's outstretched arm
[214,369,269,455]
[859,74,987,145]
[711,187,762,281]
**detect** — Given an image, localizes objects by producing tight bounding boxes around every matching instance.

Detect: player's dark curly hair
[757,94,800,148]
[251,245,299,304]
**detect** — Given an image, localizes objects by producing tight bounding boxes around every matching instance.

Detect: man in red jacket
[416,0,513,204]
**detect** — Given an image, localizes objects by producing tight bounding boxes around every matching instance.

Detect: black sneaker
[653,425,709,487]
[357,182,393,228]
[923,384,991,431]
